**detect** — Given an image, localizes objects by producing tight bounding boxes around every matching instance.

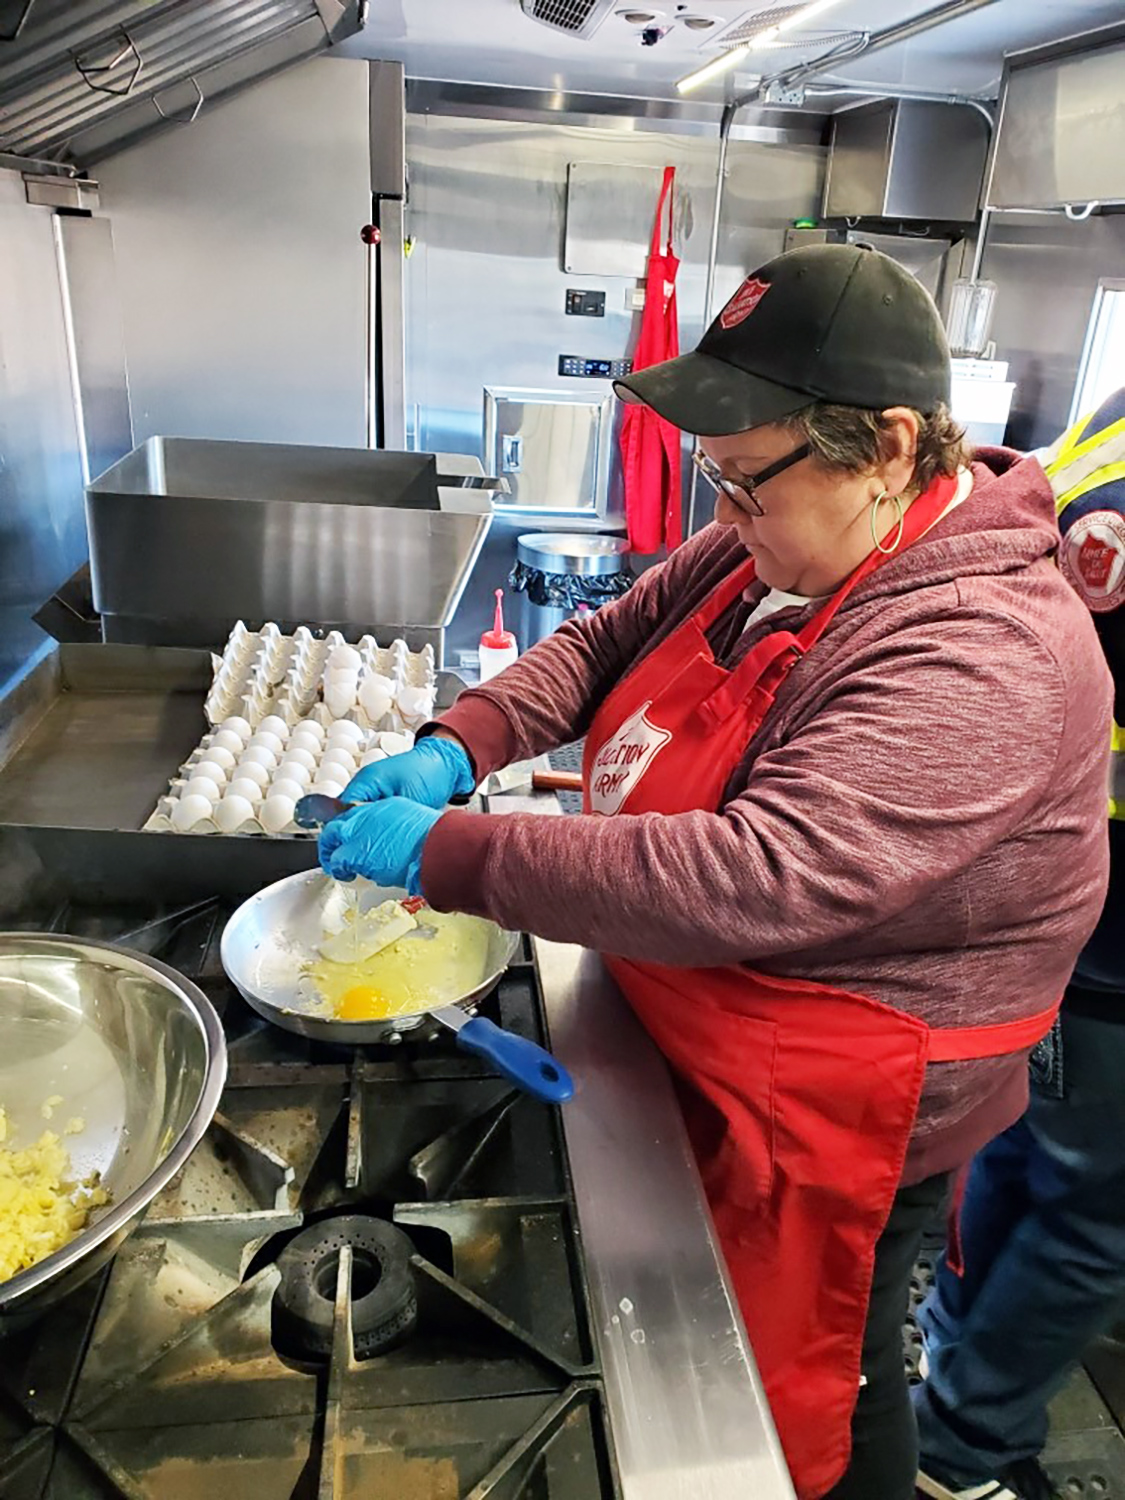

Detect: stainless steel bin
[511,534,631,649]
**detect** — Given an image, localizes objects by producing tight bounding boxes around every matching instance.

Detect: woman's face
[700,408,919,596]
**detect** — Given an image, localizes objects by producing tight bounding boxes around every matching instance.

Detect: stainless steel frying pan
[220,870,573,1103]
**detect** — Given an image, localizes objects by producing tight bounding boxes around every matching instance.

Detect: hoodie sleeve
[427,525,736,779]
[418,608,1080,965]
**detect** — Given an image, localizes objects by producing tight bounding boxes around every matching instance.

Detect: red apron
[620,165,683,556]
[582,474,1059,1499]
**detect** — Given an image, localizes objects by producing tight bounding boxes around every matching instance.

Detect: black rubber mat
[548,740,585,816]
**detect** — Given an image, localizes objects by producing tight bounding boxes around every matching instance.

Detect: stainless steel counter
[494,786,795,1500]
[0,649,793,1497]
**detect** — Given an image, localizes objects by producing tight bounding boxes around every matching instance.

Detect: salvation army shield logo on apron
[587,701,673,815]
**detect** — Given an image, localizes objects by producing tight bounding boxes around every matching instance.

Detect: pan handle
[455,1017,575,1104]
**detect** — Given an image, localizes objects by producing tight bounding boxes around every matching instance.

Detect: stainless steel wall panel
[403,112,825,461]
[0,169,87,698]
[96,57,370,449]
[984,211,1125,449]
[989,39,1125,210]
[564,160,666,277]
[53,214,133,485]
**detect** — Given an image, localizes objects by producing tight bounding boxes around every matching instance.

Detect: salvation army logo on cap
[1060,509,1125,613]
[720,276,770,330]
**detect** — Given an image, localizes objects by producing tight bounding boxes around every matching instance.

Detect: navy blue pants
[915,1000,1125,1484]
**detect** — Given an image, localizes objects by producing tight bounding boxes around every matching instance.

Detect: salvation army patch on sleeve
[1060,509,1125,612]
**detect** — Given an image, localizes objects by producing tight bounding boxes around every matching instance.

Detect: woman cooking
[318,245,1111,1500]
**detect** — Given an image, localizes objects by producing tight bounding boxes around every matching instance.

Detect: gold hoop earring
[870,491,905,555]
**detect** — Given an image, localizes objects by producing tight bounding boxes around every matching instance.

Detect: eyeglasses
[692,441,812,518]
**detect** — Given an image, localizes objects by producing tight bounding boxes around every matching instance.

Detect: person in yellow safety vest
[915,388,1125,1500]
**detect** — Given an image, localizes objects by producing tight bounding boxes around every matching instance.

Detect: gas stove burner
[271,1215,417,1362]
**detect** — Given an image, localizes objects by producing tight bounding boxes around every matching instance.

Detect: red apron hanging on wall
[581,471,1060,1498]
[620,165,682,555]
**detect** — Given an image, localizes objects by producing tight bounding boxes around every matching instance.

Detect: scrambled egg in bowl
[0,1106,108,1284]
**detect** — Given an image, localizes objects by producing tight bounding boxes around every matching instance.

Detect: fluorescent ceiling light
[676,0,849,91]
[677,41,751,93]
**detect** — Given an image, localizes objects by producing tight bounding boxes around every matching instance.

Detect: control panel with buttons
[558,355,633,379]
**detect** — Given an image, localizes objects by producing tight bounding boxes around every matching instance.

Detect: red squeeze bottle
[479,589,519,682]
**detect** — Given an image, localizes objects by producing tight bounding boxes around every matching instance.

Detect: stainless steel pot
[0,934,226,1330]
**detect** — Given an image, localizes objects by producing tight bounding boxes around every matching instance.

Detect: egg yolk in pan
[307,909,493,1021]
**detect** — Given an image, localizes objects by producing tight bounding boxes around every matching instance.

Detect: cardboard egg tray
[144,719,417,837]
[204,622,436,735]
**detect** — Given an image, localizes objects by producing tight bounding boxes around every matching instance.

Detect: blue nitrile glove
[319,797,441,893]
[342,734,475,810]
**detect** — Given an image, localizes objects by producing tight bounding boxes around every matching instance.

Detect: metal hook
[1064,201,1100,222]
[152,75,204,126]
[74,29,142,97]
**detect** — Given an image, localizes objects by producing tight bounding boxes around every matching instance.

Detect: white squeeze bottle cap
[479,589,519,682]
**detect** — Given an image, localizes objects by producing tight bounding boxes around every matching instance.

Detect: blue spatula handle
[455,1017,575,1104]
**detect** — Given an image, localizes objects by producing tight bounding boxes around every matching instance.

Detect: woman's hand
[318,798,441,892]
[342,734,475,810]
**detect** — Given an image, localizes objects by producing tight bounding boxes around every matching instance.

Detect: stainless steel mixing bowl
[0,934,226,1330]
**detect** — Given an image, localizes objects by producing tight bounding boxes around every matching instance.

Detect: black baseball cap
[614,243,951,437]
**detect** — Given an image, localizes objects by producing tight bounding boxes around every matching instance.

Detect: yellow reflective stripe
[1112,797,1124,821]
[1056,459,1125,517]
[1044,412,1098,474]
[1048,414,1125,475]
[1114,721,1125,754]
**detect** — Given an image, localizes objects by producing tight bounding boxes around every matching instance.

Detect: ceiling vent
[703,4,862,50]
[518,0,617,40]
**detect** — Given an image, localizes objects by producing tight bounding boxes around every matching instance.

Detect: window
[1071,279,1125,425]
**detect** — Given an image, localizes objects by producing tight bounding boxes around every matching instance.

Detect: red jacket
[425,450,1112,1179]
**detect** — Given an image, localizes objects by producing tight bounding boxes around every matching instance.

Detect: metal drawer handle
[502,435,523,473]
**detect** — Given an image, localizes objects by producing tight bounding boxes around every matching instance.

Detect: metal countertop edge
[491,787,794,1500]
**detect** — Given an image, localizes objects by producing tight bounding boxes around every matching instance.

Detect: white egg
[260,795,296,834]
[239,744,278,772]
[258,714,290,741]
[232,759,270,790]
[359,677,393,722]
[297,716,327,739]
[215,794,255,833]
[319,755,355,787]
[183,775,222,804]
[327,719,366,746]
[210,729,244,757]
[270,775,305,803]
[309,778,345,798]
[204,744,237,773]
[376,732,413,756]
[359,748,388,768]
[397,685,434,721]
[228,775,265,804]
[249,730,284,758]
[172,794,214,831]
[280,745,318,774]
[194,758,229,787]
[220,715,252,742]
[329,644,362,671]
[324,682,356,719]
[280,762,315,798]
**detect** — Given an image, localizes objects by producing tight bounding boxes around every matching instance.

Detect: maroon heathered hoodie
[422,451,1112,1181]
